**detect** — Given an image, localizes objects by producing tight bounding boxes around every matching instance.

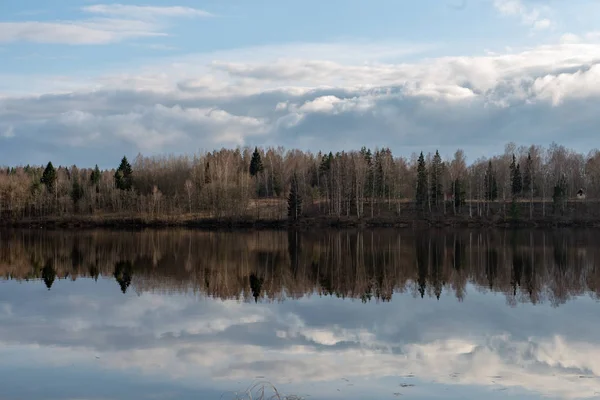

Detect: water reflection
[1,229,599,306]
[0,229,599,400]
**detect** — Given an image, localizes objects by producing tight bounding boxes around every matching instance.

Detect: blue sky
[2,0,600,167]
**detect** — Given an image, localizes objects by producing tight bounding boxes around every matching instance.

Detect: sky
[1,0,600,167]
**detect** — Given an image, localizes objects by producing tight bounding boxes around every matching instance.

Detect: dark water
[1,229,599,400]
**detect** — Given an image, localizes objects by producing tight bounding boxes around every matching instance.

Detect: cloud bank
[2,38,600,166]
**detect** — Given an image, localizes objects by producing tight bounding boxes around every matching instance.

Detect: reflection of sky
[0,279,599,400]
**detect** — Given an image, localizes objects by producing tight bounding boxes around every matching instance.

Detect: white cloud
[533,18,551,31]
[0,20,164,44]
[493,0,552,31]
[2,40,600,165]
[0,4,212,45]
[560,33,581,44]
[82,4,214,19]
[49,104,267,151]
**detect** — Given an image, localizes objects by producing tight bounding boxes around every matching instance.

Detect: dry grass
[221,381,304,400]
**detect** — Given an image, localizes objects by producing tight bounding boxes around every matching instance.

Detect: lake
[0,229,599,400]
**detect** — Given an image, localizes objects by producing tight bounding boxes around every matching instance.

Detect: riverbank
[2,213,600,230]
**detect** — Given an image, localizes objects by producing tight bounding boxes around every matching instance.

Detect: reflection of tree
[511,235,524,298]
[486,248,498,290]
[288,230,300,278]
[523,233,537,303]
[89,264,99,281]
[41,259,56,290]
[416,234,429,299]
[553,233,568,272]
[71,242,83,270]
[453,235,465,272]
[2,229,600,307]
[431,236,444,300]
[114,261,133,294]
[249,273,264,303]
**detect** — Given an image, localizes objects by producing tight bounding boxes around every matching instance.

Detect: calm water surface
[1,229,599,400]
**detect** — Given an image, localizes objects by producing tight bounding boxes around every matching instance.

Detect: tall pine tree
[90,165,101,185]
[416,152,428,211]
[40,162,56,191]
[510,154,522,198]
[249,147,264,177]
[523,152,533,194]
[287,172,302,220]
[485,160,498,201]
[452,178,465,211]
[553,174,568,214]
[430,150,444,207]
[114,156,133,191]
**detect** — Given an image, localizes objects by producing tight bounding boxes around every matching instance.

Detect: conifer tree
[40,162,56,191]
[90,165,101,186]
[114,156,133,191]
[71,178,84,210]
[249,147,264,177]
[553,174,568,214]
[523,152,535,218]
[523,153,533,194]
[204,161,211,184]
[416,152,428,210]
[430,150,444,206]
[287,172,302,220]
[510,154,522,197]
[452,178,465,210]
[485,160,498,201]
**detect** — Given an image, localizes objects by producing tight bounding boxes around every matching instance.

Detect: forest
[1,142,600,225]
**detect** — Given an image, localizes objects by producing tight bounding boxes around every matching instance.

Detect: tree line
[1,142,599,221]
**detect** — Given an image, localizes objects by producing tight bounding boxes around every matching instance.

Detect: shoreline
[2,215,600,230]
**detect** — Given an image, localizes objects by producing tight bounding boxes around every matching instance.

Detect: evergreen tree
[485,160,498,201]
[114,156,133,191]
[249,147,264,177]
[523,152,533,194]
[510,154,522,197]
[430,150,444,206]
[71,178,84,209]
[553,174,568,214]
[319,152,333,174]
[204,161,211,184]
[90,164,101,186]
[416,152,428,210]
[40,161,56,191]
[514,164,522,195]
[287,172,302,220]
[374,151,385,198]
[452,178,465,209]
[360,147,372,165]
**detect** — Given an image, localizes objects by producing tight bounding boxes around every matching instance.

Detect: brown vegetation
[2,142,600,227]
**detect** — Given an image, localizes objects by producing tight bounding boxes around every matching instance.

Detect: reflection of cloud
[1,281,599,399]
